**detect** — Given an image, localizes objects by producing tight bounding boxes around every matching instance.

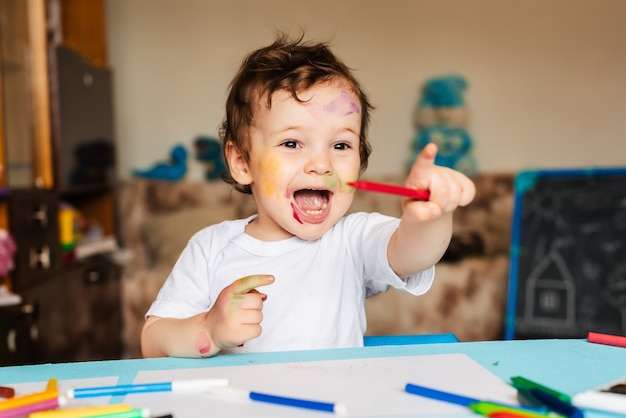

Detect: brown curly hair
[219,32,373,194]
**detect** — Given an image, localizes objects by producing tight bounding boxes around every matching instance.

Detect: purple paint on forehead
[346,100,359,115]
[323,90,360,116]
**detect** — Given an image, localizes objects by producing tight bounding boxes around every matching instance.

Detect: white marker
[66,378,229,398]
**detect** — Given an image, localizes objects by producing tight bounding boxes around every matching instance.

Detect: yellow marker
[45,379,58,392]
[0,384,57,412]
[80,408,150,418]
[29,404,133,418]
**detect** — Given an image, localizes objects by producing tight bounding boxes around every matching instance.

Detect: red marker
[348,181,430,200]
[588,331,626,348]
[488,413,538,418]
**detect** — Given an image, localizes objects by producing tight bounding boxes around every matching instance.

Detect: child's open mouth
[292,189,332,224]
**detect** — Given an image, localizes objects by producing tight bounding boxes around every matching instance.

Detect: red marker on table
[487,413,539,418]
[588,331,626,348]
[348,181,430,201]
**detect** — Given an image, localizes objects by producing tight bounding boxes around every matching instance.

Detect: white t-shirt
[146,212,434,353]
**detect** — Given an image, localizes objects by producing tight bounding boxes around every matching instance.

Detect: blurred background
[106,0,626,179]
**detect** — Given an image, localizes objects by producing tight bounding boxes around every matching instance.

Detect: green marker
[87,408,152,418]
[469,401,553,417]
[510,376,571,404]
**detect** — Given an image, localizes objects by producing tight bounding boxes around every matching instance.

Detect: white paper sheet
[126,353,518,417]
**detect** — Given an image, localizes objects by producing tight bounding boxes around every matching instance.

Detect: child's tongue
[294,190,328,211]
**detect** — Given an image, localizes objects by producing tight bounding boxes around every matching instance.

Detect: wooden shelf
[0,0,121,364]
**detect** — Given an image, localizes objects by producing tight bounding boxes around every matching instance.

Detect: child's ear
[225,142,252,185]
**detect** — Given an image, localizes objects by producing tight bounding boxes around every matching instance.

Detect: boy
[141,34,475,358]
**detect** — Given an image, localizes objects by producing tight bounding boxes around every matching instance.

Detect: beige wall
[106,0,626,180]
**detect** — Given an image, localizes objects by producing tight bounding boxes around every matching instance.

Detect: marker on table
[0,387,14,399]
[29,404,133,418]
[0,387,58,412]
[403,383,545,411]
[404,383,478,406]
[488,412,544,418]
[83,408,151,418]
[66,378,229,399]
[510,377,571,404]
[570,374,626,415]
[587,331,626,348]
[528,388,583,418]
[347,181,430,200]
[469,401,552,418]
[572,387,626,415]
[208,386,347,415]
[0,396,64,418]
[511,376,585,418]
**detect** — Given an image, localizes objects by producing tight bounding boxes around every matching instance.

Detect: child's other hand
[403,143,475,221]
[205,274,274,351]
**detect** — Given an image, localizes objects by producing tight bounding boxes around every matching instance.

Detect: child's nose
[305,150,332,175]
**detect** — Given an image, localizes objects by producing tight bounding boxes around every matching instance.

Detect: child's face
[238,81,362,241]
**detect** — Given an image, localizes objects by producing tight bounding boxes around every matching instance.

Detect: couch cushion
[365,254,509,341]
[141,204,238,268]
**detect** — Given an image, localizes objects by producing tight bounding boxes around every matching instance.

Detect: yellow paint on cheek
[323,176,338,189]
[338,176,359,194]
[257,152,283,199]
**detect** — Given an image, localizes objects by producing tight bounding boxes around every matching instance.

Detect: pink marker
[588,331,626,348]
[348,181,430,201]
[0,396,64,418]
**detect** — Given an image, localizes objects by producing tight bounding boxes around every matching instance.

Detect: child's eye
[281,140,299,149]
[333,142,351,150]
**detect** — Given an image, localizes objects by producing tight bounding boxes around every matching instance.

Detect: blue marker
[404,383,479,406]
[208,386,347,415]
[66,378,229,398]
[529,388,584,418]
[404,383,547,413]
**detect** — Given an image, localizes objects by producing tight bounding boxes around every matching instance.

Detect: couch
[117,173,514,358]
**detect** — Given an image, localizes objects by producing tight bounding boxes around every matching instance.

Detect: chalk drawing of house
[524,250,576,329]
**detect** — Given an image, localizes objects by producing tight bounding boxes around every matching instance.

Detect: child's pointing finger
[232,274,275,296]
[407,143,438,189]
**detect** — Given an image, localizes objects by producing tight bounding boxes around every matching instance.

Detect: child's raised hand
[204,274,274,351]
[403,143,475,221]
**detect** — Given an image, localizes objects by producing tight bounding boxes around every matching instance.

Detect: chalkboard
[505,167,626,340]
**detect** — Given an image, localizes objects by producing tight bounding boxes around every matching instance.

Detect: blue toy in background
[419,75,467,108]
[193,136,228,181]
[410,74,477,177]
[415,125,477,176]
[132,143,188,181]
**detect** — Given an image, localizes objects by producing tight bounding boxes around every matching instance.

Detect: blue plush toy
[419,75,467,108]
[132,144,188,181]
[410,74,477,177]
[415,125,477,176]
[194,136,228,181]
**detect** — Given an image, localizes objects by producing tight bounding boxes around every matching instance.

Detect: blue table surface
[1,338,625,417]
